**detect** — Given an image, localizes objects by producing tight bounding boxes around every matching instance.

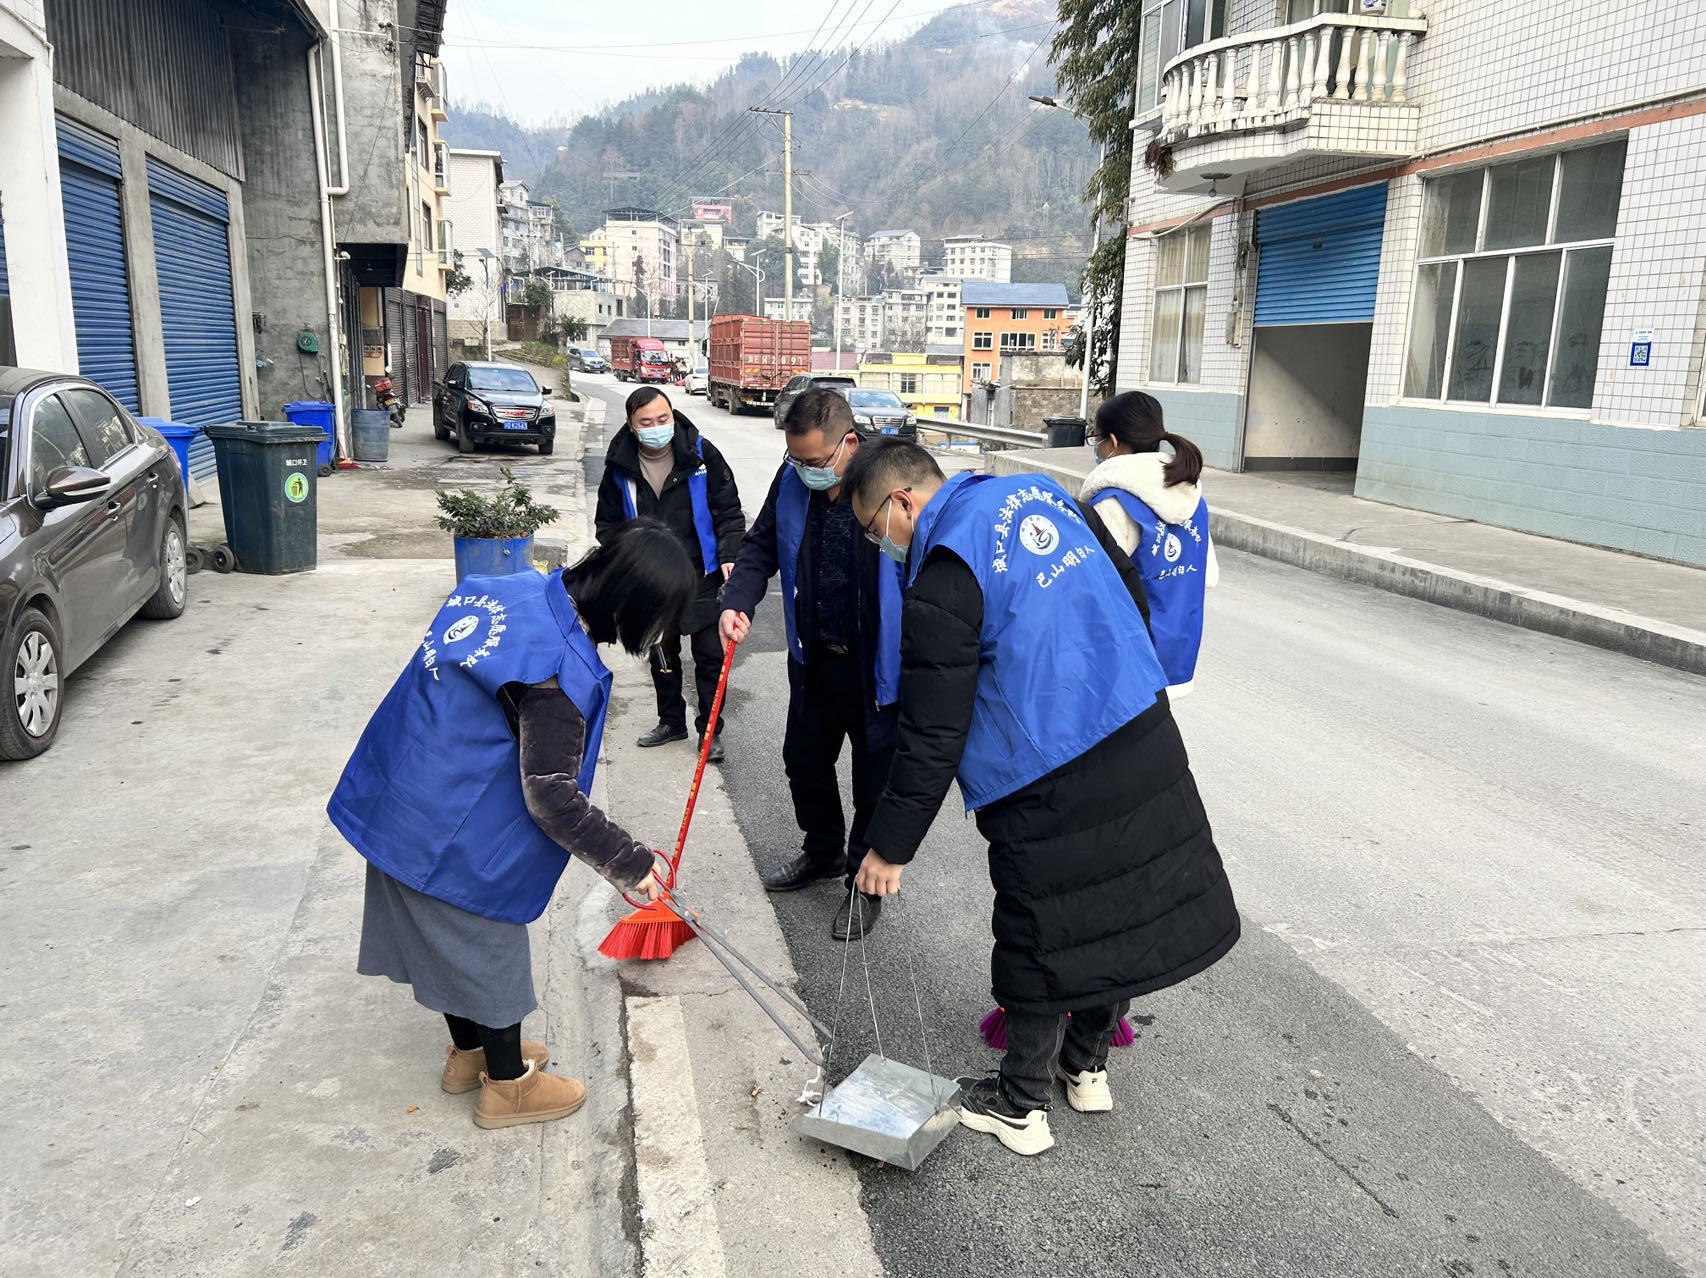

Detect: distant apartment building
[1119,0,1706,567]
[920,274,964,344]
[762,296,814,323]
[445,149,505,348]
[579,226,608,273]
[756,209,785,239]
[942,235,1012,282]
[960,281,1072,405]
[881,287,928,350]
[837,295,887,352]
[602,207,678,315]
[498,181,560,273]
[864,229,922,273]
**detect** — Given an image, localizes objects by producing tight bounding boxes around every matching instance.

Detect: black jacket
[721,454,900,751]
[594,411,745,635]
[862,501,1237,1013]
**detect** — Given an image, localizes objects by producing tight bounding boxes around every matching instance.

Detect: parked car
[433,362,557,456]
[0,367,189,760]
[772,373,856,429]
[568,348,608,374]
[835,387,917,439]
[684,362,709,396]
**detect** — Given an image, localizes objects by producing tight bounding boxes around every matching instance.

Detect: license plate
[879,425,899,435]
[503,421,529,430]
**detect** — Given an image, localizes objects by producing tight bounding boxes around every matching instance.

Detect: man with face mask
[595,386,746,761]
[719,389,903,939]
[842,438,1240,1158]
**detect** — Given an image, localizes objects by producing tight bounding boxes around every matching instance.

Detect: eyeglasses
[783,432,853,472]
[860,488,910,544]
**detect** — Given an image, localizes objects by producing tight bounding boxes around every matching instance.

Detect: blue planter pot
[453,535,535,581]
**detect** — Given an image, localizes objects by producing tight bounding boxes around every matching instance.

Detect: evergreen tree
[1049,0,1138,395]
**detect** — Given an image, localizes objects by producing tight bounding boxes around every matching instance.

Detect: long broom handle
[665,637,736,885]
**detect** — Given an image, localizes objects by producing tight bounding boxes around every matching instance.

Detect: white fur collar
[1081,452,1203,525]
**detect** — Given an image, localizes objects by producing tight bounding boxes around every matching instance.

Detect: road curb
[1210,508,1706,677]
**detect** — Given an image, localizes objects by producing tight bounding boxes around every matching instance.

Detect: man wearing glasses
[719,389,902,939]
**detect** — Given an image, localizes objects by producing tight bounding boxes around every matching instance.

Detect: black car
[568,348,608,374]
[0,367,189,760]
[772,373,856,429]
[835,387,917,439]
[433,362,557,455]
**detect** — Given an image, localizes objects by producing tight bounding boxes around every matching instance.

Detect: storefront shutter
[56,116,139,410]
[146,157,241,426]
[1254,183,1388,325]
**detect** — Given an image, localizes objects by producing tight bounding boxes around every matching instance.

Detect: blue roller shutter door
[56,117,139,410]
[1254,183,1388,325]
[0,201,12,364]
[147,158,241,428]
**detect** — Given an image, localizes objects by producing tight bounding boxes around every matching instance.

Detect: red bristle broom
[598,639,736,961]
[978,1007,1137,1050]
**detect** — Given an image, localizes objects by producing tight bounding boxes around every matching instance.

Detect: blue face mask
[877,502,908,563]
[635,423,674,450]
[790,435,847,491]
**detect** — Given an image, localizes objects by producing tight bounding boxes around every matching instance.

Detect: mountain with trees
[440,0,1105,298]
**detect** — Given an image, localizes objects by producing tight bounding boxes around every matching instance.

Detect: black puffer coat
[863,503,1239,1013]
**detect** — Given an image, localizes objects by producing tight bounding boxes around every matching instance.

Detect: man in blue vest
[595,386,746,761]
[843,438,1239,1157]
[719,389,904,940]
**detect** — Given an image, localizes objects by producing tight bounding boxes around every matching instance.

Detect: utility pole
[834,211,851,371]
[684,231,695,359]
[748,107,793,323]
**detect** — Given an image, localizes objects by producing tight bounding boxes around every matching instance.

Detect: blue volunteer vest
[326,569,613,924]
[617,434,720,573]
[908,471,1168,809]
[1104,488,1209,687]
[773,462,902,705]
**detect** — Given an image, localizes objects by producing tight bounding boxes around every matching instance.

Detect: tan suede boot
[472,1062,587,1129]
[440,1040,550,1094]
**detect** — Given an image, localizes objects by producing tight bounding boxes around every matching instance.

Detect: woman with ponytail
[1080,392,1218,694]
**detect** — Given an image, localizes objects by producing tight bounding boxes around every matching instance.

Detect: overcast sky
[438,0,969,124]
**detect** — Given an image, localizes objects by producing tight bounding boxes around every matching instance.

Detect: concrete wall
[1244,324,1370,466]
[1357,406,1706,566]
[0,2,78,371]
[1141,387,1243,472]
[329,0,409,246]
[231,24,333,416]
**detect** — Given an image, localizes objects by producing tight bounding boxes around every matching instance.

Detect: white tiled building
[600,207,678,314]
[881,287,928,350]
[942,236,1012,282]
[1119,0,1706,566]
[864,229,922,273]
[920,274,965,344]
[762,296,814,323]
[837,295,887,352]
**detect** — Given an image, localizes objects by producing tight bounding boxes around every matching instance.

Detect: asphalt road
[572,372,1705,1277]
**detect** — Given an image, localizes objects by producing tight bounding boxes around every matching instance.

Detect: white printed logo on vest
[443,615,480,644]
[421,593,510,680]
[1017,513,1060,556]
[1163,532,1182,563]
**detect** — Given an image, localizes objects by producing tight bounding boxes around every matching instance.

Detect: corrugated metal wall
[57,116,140,411]
[147,156,242,426]
[1254,184,1389,326]
[46,0,242,179]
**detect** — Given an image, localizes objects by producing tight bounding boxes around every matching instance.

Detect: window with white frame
[1000,331,1037,351]
[1040,328,1058,351]
[1150,222,1210,384]
[899,373,918,394]
[971,362,991,380]
[1137,0,1227,114]
[1010,308,1028,319]
[1403,140,1625,409]
[973,331,993,350]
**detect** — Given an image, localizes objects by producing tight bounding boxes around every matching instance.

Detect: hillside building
[579,226,608,273]
[919,274,964,344]
[601,207,678,315]
[837,295,886,352]
[762,296,814,323]
[1118,0,1706,567]
[942,235,1012,282]
[960,281,1072,406]
[864,229,922,273]
[881,287,928,351]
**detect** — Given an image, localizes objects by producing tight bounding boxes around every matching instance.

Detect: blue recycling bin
[281,400,336,473]
[138,416,200,487]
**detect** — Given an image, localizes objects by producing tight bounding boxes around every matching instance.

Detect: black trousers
[783,648,896,880]
[999,1001,1129,1111]
[651,622,725,736]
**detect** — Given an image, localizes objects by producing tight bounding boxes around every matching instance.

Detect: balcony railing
[1159,11,1427,143]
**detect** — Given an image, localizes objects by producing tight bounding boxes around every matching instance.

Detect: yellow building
[580,227,608,274]
[856,349,962,421]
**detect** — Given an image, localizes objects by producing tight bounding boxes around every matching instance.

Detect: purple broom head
[1110,1015,1136,1048]
[978,1005,1007,1049]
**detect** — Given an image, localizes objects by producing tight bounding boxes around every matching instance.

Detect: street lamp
[731,260,764,315]
[1031,94,1102,421]
[477,247,496,361]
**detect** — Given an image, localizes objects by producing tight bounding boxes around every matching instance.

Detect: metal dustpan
[794,1055,960,1171]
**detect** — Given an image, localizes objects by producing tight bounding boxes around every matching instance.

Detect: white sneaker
[954,1075,1055,1156]
[1055,1064,1113,1113]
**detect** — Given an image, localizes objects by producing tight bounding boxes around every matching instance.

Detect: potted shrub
[435,466,560,581]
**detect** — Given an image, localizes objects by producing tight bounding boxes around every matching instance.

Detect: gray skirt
[357,864,538,1028]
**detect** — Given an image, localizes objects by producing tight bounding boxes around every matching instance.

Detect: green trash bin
[205,421,322,574]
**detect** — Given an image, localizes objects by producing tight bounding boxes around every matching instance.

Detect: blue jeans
[999,1001,1128,1111]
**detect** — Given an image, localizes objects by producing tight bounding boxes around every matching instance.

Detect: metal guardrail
[913,418,1048,450]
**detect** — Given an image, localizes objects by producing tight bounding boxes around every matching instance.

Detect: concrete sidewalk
[986,448,1706,676]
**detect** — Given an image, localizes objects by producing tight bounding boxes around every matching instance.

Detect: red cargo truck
[609,335,672,383]
[707,313,810,414]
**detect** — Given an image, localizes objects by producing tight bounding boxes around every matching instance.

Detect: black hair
[1093,391,1204,487]
[840,436,943,509]
[625,385,670,422]
[784,387,856,439]
[563,519,696,655]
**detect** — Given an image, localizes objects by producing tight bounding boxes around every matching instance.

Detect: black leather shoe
[832,892,883,940]
[637,722,688,748]
[760,851,844,892]
[705,734,725,764]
